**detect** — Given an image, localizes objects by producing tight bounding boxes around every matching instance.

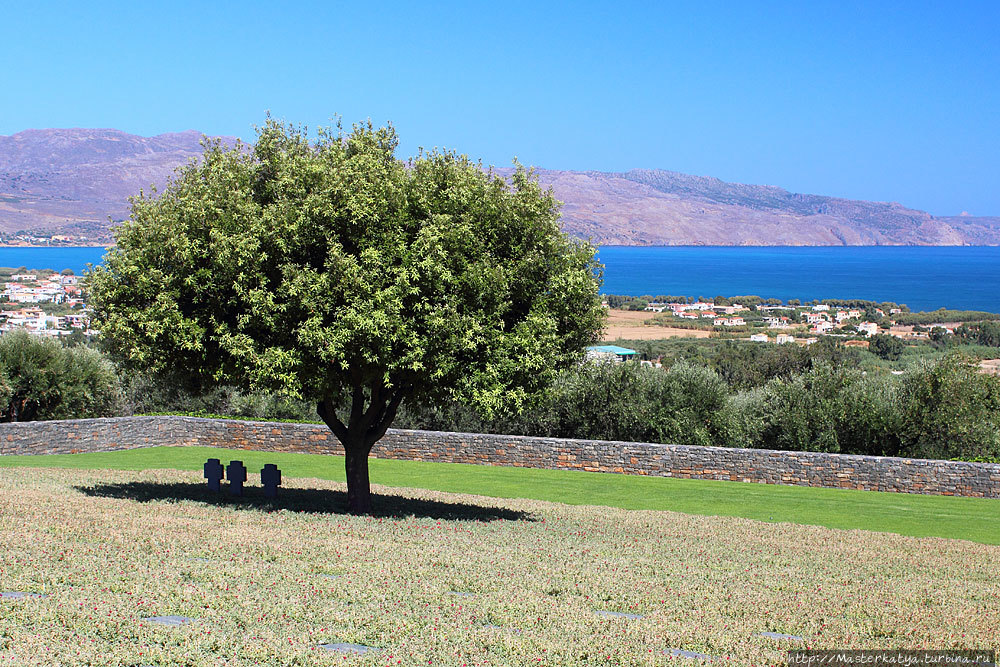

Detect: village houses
[0,272,92,336]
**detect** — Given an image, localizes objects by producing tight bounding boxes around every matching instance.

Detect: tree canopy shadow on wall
[74,481,535,522]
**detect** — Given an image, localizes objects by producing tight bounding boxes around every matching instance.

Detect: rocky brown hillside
[0,129,235,241]
[528,168,1000,246]
[1,128,997,245]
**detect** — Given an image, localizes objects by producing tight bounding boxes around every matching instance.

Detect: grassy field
[2,447,1000,545]
[1,467,998,666]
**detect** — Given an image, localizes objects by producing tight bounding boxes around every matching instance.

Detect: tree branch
[359,378,385,430]
[317,398,350,444]
[366,388,406,447]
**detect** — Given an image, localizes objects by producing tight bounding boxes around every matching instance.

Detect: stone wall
[2,416,998,498]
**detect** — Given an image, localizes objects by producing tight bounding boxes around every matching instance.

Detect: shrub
[900,354,1000,461]
[869,334,904,361]
[836,372,904,457]
[758,365,850,453]
[710,341,813,390]
[0,331,121,421]
[715,388,768,448]
[654,361,730,446]
[543,362,672,443]
[125,374,315,422]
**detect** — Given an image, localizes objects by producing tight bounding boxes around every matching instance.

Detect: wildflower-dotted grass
[1,467,998,666]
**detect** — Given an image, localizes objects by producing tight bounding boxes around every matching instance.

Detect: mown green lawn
[3,445,999,544]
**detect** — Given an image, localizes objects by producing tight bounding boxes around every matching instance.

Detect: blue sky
[2,1,998,215]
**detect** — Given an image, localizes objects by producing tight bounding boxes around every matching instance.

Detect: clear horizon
[2,1,998,216]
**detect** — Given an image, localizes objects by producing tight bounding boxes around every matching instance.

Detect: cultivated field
[1,467,997,666]
[602,310,712,341]
[981,359,1000,376]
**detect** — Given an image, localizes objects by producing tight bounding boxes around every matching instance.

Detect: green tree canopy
[869,333,905,361]
[89,118,605,512]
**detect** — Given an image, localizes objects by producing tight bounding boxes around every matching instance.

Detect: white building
[750,333,768,342]
[688,302,716,311]
[3,284,66,304]
[856,322,879,336]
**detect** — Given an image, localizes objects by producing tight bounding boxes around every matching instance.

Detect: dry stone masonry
[1,416,998,498]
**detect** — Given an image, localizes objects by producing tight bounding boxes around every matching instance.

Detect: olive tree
[0,330,121,422]
[89,118,605,513]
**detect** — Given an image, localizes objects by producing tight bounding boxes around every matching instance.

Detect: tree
[869,333,904,361]
[89,118,605,513]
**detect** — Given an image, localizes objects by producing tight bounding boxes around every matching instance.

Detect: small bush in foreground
[0,330,120,422]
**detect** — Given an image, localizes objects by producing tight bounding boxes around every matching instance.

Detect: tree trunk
[344,444,373,515]
[317,389,406,516]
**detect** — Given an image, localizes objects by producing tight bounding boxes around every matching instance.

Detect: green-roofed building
[585,345,638,363]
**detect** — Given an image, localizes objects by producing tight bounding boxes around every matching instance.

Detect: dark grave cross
[261,464,281,498]
[226,460,247,496]
[203,458,224,492]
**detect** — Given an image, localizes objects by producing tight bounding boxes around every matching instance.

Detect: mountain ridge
[1,128,997,245]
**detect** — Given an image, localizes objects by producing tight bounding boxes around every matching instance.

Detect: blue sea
[597,246,1000,313]
[0,246,108,275]
[3,245,998,313]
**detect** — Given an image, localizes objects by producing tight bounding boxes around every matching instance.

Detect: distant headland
[1,128,999,246]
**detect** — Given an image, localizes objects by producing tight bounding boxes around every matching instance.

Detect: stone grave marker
[594,610,644,619]
[203,458,223,491]
[665,648,714,661]
[318,643,378,655]
[0,591,47,600]
[760,631,803,641]
[483,623,521,633]
[318,574,341,580]
[143,615,196,626]
[226,460,247,496]
[261,464,281,498]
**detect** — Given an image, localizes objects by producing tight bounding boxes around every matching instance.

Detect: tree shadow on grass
[73,481,535,522]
